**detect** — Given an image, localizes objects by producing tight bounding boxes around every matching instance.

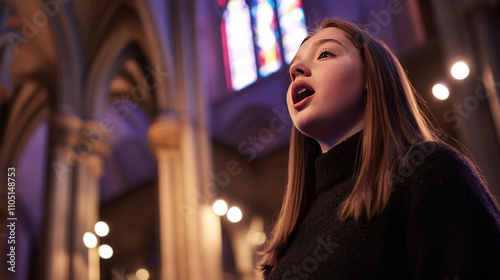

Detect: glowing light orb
[212,200,229,216]
[227,206,243,223]
[98,244,113,259]
[451,61,469,80]
[94,221,109,237]
[432,83,450,100]
[83,232,97,248]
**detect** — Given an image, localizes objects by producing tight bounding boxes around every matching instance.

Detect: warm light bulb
[98,244,113,259]
[432,84,450,100]
[94,221,109,237]
[227,207,243,223]
[136,268,150,280]
[451,61,469,80]
[83,232,98,248]
[212,200,228,216]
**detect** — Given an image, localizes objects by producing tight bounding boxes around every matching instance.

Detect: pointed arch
[0,81,50,169]
[82,19,150,120]
[45,0,84,110]
[133,0,178,112]
[82,1,178,119]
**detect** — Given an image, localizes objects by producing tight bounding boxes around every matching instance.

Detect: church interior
[1,0,499,279]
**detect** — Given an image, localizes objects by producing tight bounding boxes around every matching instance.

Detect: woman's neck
[317,122,364,153]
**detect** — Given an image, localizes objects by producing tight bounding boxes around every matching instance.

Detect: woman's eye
[318,51,334,59]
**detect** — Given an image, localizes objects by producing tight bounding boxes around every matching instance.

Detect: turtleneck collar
[314,130,363,194]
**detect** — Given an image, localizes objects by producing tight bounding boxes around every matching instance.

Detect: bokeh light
[94,221,109,237]
[83,232,98,248]
[136,268,150,280]
[227,206,243,223]
[451,61,469,80]
[432,83,450,100]
[212,200,229,216]
[98,244,113,259]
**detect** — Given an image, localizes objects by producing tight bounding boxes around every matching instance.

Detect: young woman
[258,18,500,279]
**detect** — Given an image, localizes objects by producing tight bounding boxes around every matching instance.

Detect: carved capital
[148,115,181,155]
[81,153,104,178]
[51,111,83,149]
[76,121,110,178]
[79,121,110,157]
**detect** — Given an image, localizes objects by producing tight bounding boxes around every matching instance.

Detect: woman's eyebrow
[312,38,347,50]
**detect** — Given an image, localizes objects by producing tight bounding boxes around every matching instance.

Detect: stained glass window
[277,0,308,64]
[220,0,307,91]
[221,0,258,91]
[252,0,282,77]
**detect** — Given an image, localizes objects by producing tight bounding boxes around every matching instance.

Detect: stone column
[148,114,223,280]
[148,116,185,279]
[179,118,222,280]
[462,0,500,145]
[71,121,108,280]
[431,0,500,191]
[41,112,82,280]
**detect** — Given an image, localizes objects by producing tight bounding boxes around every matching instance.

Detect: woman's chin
[294,121,324,140]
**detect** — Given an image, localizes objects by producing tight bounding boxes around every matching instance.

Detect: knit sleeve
[404,142,500,280]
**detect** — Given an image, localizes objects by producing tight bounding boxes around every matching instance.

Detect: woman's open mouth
[292,81,315,108]
[296,88,315,103]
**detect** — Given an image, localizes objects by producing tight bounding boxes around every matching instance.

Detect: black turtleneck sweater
[268,131,500,279]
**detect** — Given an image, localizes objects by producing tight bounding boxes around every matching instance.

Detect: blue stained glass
[252,0,282,77]
[277,0,308,64]
[222,0,258,91]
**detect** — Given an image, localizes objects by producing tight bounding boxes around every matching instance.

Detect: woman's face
[287,27,365,150]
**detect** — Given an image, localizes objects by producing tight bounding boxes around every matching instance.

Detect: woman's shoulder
[408,140,468,166]
[394,140,500,215]
[394,140,483,188]
[400,142,500,279]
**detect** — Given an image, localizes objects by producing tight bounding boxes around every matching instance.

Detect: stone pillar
[148,116,185,279]
[431,0,500,192]
[41,112,82,280]
[148,115,223,280]
[462,0,500,145]
[71,121,108,280]
[179,118,222,280]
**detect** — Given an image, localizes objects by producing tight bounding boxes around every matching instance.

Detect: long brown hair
[258,18,440,277]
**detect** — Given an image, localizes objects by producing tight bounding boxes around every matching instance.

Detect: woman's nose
[290,63,311,80]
